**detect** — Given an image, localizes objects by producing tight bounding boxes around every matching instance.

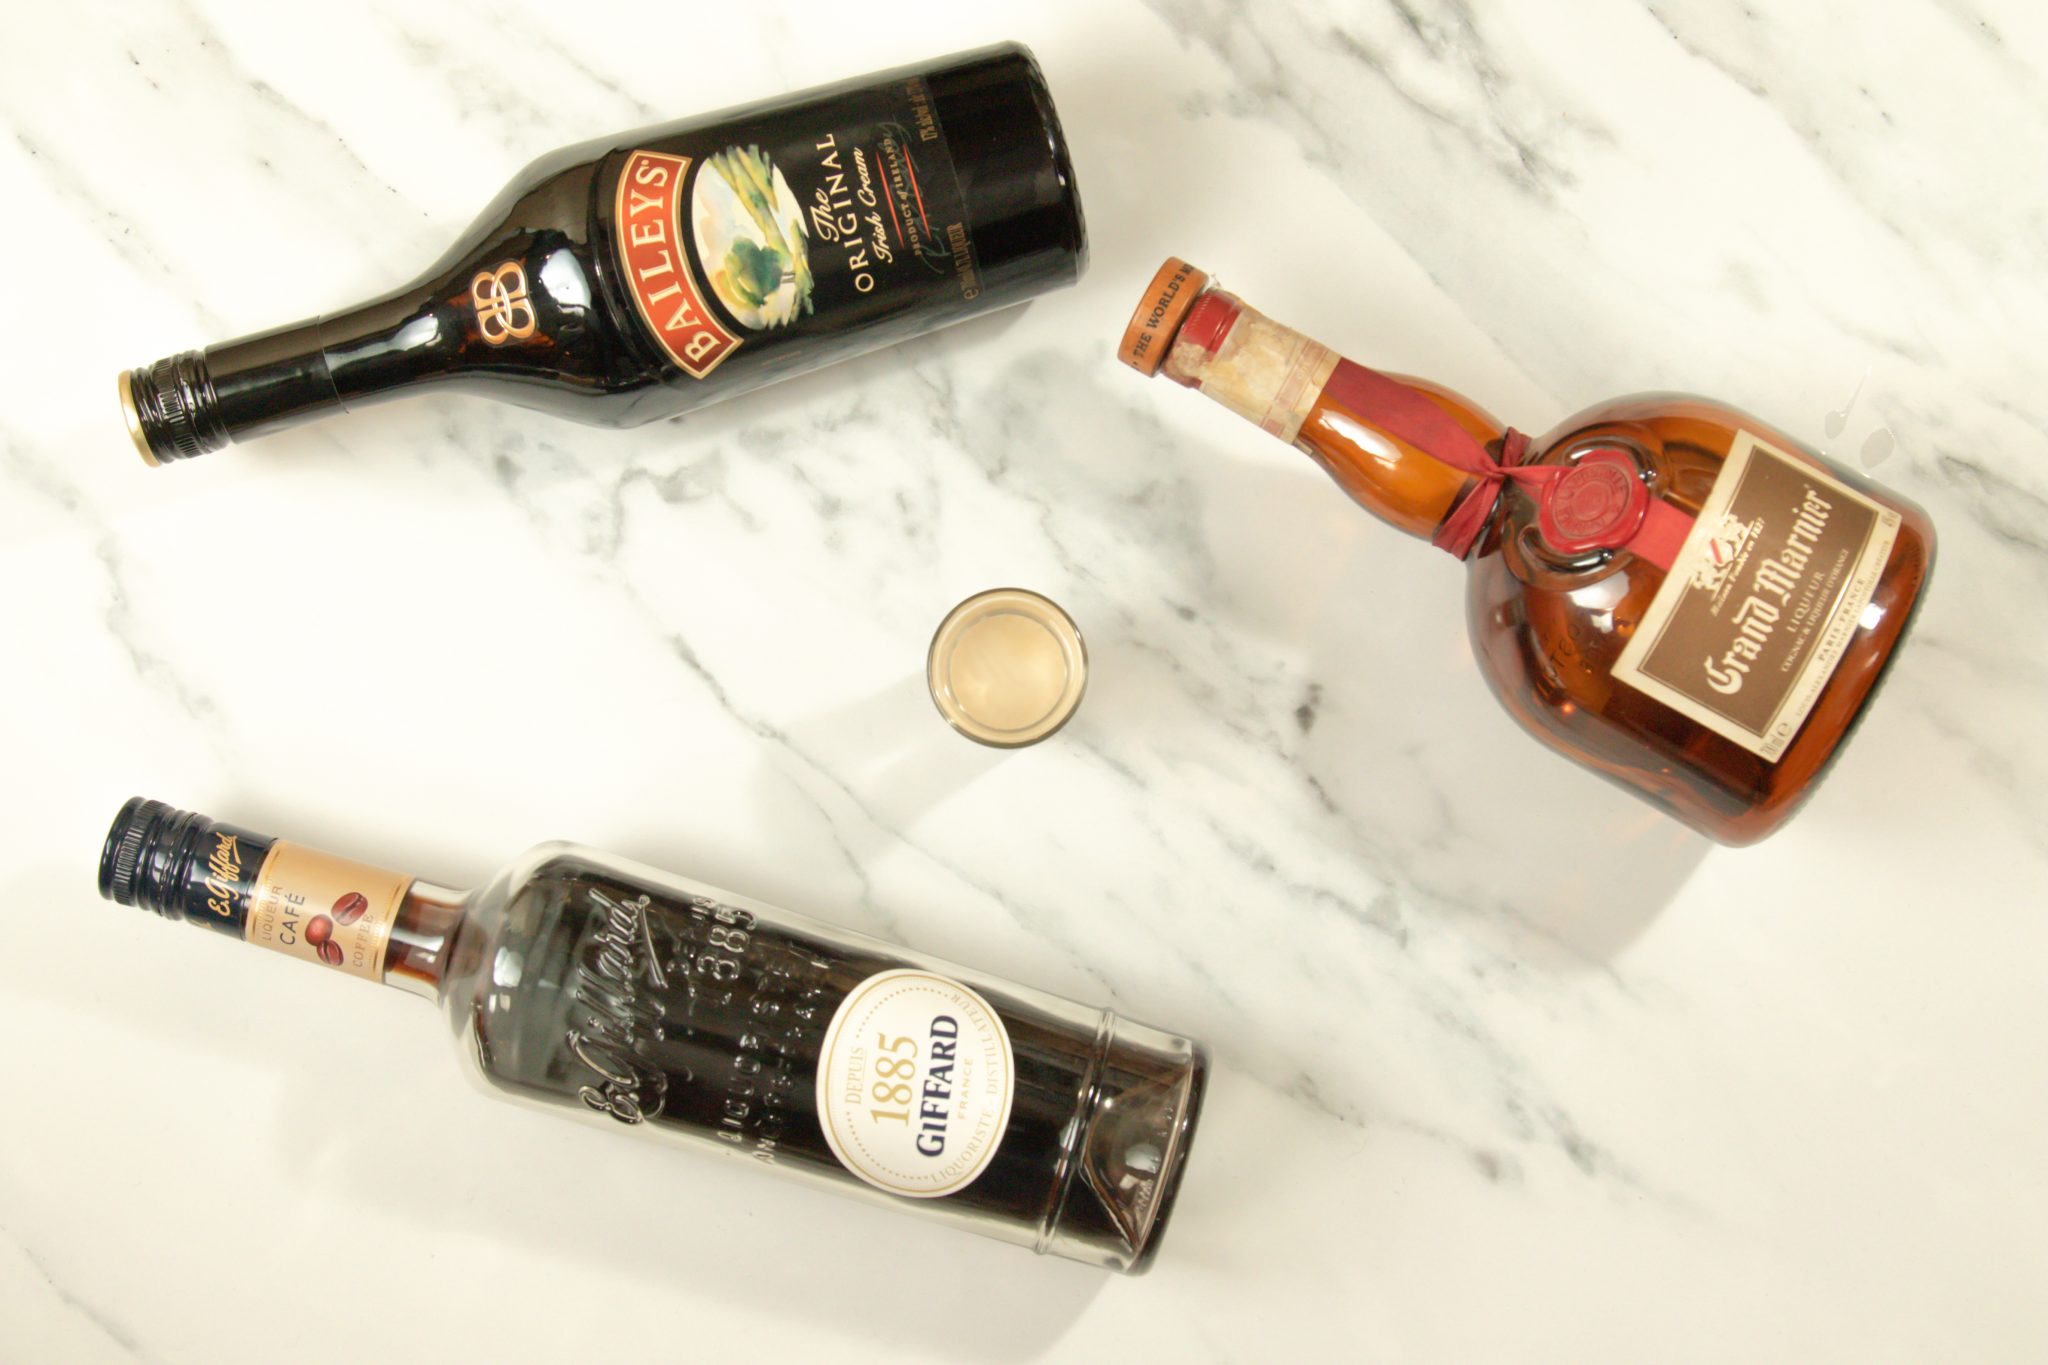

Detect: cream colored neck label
[1611,430,1901,760]
[1178,304,1338,446]
[244,842,410,983]
[816,970,1014,1199]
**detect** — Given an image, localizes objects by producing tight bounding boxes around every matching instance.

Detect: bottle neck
[1158,289,1500,543]
[120,287,441,465]
[384,881,468,1000]
[97,798,466,1001]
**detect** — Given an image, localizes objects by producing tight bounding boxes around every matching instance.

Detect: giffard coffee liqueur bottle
[98,799,1205,1272]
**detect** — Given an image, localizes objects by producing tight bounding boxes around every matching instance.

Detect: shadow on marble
[287,1073,1114,1359]
[1297,537,1715,962]
[1309,577,1714,965]
[777,670,1010,849]
[1004,383,1716,963]
[1062,406,1714,964]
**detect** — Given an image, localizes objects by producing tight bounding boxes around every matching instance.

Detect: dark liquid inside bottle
[459,852,1204,1271]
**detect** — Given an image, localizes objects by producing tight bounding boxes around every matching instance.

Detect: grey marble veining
[2,2,2045,1361]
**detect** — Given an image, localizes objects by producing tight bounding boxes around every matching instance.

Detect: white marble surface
[3,1,2046,1360]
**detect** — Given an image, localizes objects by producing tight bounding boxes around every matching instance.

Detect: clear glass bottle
[97,798,1206,1272]
[1120,258,1936,845]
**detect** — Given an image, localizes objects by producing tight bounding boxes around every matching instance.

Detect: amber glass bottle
[1120,259,1935,845]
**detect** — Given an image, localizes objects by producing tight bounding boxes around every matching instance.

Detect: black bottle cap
[97,796,273,935]
[100,797,196,913]
[928,43,1088,308]
[119,355,229,466]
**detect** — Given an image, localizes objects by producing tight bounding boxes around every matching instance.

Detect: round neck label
[816,969,1014,1198]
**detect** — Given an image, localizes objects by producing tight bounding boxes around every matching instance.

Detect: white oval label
[815,969,1015,1198]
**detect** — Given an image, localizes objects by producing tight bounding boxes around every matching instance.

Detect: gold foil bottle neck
[927,588,1088,748]
[117,371,160,466]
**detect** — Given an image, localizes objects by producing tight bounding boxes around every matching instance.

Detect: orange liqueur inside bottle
[1120,258,1935,844]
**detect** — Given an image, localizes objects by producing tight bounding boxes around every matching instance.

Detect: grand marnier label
[1612,430,1900,760]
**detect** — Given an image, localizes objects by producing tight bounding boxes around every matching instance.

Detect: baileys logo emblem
[470,261,539,346]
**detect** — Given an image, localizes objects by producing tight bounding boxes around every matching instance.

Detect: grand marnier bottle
[97,798,1205,1272]
[1120,259,1936,845]
[119,44,1084,465]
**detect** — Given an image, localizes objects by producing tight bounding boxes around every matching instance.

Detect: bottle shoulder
[1460,390,1935,843]
[1463,397,1747,710]
[1534,391,1935,534]
[434,842,589,1016]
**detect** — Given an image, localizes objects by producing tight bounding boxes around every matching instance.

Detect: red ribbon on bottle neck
[1318,361,1691,570]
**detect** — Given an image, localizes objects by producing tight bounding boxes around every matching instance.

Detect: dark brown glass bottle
[96,798,1206,1271]
[119,44,1084,465]
[1120,259,1936,845]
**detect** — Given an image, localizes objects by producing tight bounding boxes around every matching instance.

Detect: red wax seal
[1539,448,1648,553]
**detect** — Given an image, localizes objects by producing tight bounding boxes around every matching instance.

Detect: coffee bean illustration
[305,915,334,948]
[317,940,345,967]
[332,892,368,926]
